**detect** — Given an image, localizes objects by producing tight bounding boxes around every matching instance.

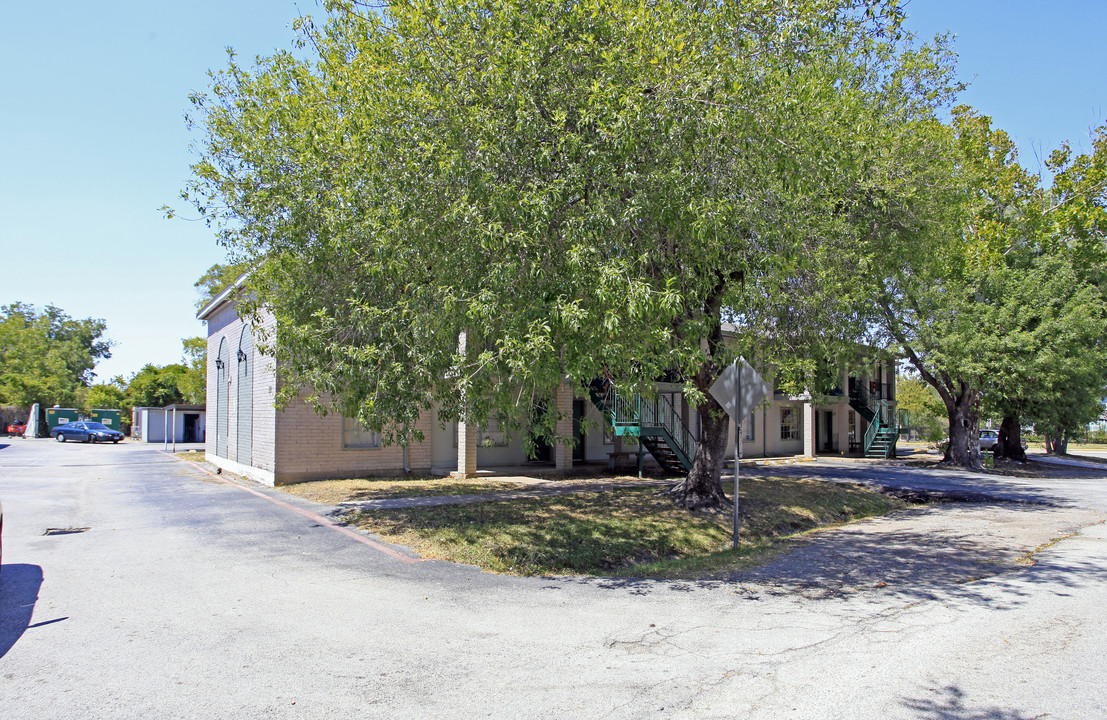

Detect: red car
[6,421,26,437]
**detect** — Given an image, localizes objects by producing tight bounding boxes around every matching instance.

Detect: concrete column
[803,400,816,458]
[451,329,478,479]
[554,381,574,471]
[453,420,478,478]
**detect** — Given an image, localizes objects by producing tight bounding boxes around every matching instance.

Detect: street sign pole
[733,360,740,550]
[708,355,770,553]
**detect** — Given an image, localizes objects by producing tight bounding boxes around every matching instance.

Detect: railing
[589,382,697,470]
[864,415,881,454]
[638,393,697,469]
[850,385,895,425]
[850,384,897,457]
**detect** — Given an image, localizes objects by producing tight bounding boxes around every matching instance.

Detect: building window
[478,417,508,447]
[848,410,857,443]
[343,417,380,449]
[452,418,509,447]
[780,407,800,440]
[744,412,756,442]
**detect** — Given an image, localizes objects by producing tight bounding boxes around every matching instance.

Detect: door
[236,326,254,466]
[528,401,551,462]
[821,410,834,452]
[183,414,199,443]
[215,338,229,458]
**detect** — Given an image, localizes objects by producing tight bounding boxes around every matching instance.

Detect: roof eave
[196,272,250,321]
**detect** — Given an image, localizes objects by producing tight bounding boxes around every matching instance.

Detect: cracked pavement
[2,442,1105,718]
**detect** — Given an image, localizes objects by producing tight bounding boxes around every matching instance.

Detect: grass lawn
[279,476,538,505]
[345,476,906,577]
[174,451,207,462]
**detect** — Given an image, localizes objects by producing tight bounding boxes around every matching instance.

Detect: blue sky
[1,1,1104,382]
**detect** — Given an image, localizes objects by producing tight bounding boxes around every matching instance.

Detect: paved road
[1,440,1105,718]
[752,456,1107,508]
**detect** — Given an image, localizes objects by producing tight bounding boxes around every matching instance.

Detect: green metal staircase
[848,385,899,459]
[588,381,697,475]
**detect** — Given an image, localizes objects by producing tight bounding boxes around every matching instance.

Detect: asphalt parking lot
[1,439,1105,719]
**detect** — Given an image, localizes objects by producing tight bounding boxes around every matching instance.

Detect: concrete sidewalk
[1028,453,1107,471]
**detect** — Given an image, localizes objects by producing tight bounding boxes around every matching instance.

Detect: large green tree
[872,111,1107,467]
[895,373,946,442]
[127,363,204,408]
[184,0,956,507]
[180,337,207,402]
[0,303,112,407]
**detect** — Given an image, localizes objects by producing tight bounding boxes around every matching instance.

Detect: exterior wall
[272,401,434,485]
[582,400,615,461]
[429,415,533,470]
[133,408,207,443]
[204,302,277,478]
[428,391,615,472]
[716,396,826,458]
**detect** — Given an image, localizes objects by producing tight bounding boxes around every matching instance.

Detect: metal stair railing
[848,385,877,422]
[850,385,898,458]
[638,393,697,470]
[588,382,698,471]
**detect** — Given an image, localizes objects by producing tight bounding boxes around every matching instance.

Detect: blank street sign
[709,357,771,419]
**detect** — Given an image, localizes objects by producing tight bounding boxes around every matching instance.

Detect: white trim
[196,272,251,321]
[205,452,276,487]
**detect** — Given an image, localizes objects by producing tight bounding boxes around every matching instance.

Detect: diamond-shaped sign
[709,357,771,422]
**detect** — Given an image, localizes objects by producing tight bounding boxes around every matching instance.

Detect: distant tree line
[0,302,208,433]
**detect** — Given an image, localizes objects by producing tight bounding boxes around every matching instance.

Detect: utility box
[89,408,122,429]
[45,407,79,429]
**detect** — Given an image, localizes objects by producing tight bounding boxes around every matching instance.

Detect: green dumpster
[89,409,123,430]
[46,407,79,429]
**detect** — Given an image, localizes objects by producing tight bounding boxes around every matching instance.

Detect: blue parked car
[50,421,124,444]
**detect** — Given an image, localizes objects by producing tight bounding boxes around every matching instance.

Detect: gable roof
[196,272,249,321]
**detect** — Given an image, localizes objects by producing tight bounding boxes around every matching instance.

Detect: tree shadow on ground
[557,503,1106,607]
[902,685,1047,719]
[0,563,45,657]
[744,463,1072,507]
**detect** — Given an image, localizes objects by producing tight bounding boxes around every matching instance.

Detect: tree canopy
[184,0,961,505]
[127,363,204,408]
[0,303,112,407]
[871,109,1107,466]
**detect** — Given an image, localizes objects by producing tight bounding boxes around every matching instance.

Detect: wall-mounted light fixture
[237,349,248,362]
[214,358,225,371]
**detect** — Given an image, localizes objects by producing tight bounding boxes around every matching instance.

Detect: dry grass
[174,451,207,463]
[346,476,905,577]
[279,476,533,505]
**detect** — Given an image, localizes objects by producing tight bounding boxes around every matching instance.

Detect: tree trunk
[943,384,983,470]
[1053,428,1069,455]
[1044,427,1070,454]
[669,366,731,510]
[994,414,1026,462]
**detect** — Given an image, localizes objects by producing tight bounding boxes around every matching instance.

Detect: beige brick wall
[205,297,440,485]
[274,401,434,485]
